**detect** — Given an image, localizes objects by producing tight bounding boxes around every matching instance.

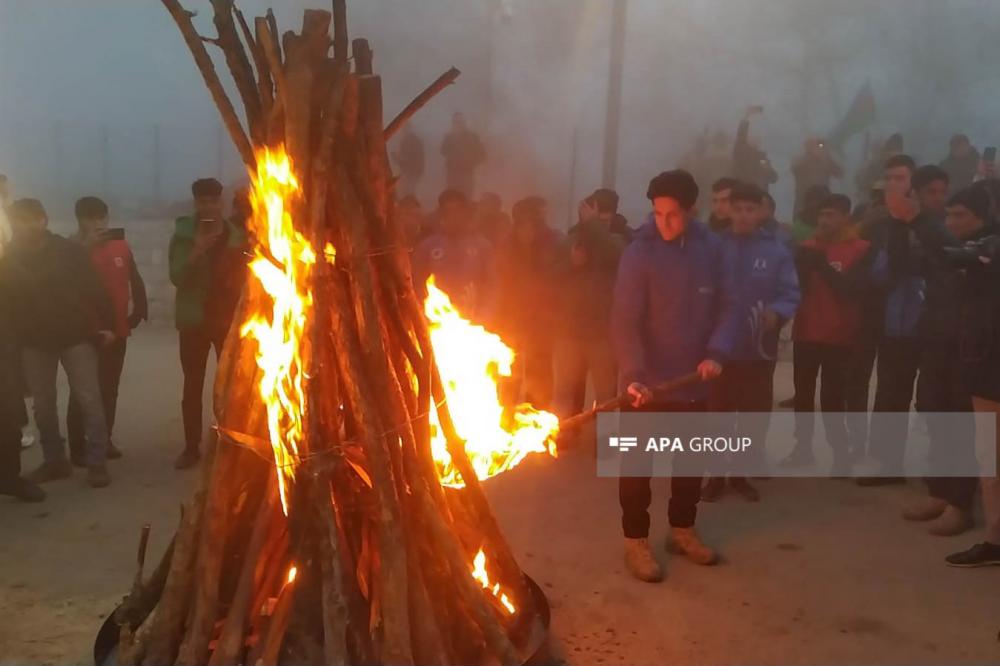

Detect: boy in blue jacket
[612,170,738,582]
[702,183,800,503]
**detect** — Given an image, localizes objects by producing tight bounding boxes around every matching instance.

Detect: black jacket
[0,289,27,428]
[0,232,114,351]
[913,215,1000,401]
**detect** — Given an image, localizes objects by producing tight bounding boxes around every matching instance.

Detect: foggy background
[3,0,1000,227]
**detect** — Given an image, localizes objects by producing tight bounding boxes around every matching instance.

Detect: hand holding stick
[559,371,704,433]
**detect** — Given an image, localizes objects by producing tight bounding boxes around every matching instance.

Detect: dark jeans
[916,340,977,511]
[68,338,127,458]
[869,337,921,473]
[792,342,851,461]
[620,400,707,537]
[845,338,878,458]
[180,327,224,452]
[708,360,775,477]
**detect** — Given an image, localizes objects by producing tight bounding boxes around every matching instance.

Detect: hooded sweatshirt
[169,217,246,334]
[612,218,738,401]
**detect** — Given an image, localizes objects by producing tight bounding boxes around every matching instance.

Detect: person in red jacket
[786,193,881,475]
[67,197,147,466]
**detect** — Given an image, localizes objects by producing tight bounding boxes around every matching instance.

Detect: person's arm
[766,245,801,322]
[611,246,647,387]
[815,244,883,296]
[127,250,148,329]
[734,118,751,162]
[168,231,198,288]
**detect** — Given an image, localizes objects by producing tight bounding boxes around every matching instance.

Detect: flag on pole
[828,83,876,149]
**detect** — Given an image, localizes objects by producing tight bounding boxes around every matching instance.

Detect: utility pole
[601,0,628,189]
[152,124,162,206]
[100,124,111,200]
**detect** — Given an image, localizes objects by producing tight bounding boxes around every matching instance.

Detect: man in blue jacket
[612,170,737,582]
[702,183,800,503]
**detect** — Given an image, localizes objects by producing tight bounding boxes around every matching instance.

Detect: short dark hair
[191,178,223,198]
[647,170,699,209]
[438,189,468,208]
[948,186,990,221]
[590,188,619,215]
[885,133,904,153]
[818,193,852,215]
[8,198,47,224]
[912,165,949,192]
[730,182,764,205]
[950,133,970,149]
[711,177,739,194]
[75,196,109,222]
[884,154,916,173]
[512,196,547,224]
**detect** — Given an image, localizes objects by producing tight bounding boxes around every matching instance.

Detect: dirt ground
[1,327,998,666]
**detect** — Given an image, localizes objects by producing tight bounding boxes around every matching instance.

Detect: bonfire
[107,2,558,665]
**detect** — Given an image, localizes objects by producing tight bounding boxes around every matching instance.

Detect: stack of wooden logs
[111,2,543,665]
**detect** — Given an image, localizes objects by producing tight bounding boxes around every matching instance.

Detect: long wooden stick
[384,67,461,141]
[559,371,704,432]
[209,0,263,144]
[160,0,255,168]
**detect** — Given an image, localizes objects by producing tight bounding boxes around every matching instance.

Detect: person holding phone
[733,106,778,193]
[66,197,147,467]
[169,178,247,470]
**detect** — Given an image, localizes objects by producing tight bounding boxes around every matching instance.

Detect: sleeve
[817,244,884,296]
[767,245,801,321]
[706,243,739,362]
[127,249,148,327]
[610,246,647,386]
[169,231,193,287]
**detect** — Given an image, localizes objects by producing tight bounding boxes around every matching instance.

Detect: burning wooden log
[108,2,558,665]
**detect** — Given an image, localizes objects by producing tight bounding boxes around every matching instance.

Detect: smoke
[3,0,1000,225]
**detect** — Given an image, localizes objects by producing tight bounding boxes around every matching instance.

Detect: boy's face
[194,195,223,222]
[710,188,732,221]
[730,200,761,236]
[816,207,848,241]
[945,205,984,241]
[652,196,689,241]
[917,180,949,215]
[11,212,47,243]
[884,166,912,196]
[80,215,109,236]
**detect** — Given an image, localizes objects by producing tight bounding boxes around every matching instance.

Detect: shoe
[779,450,815,468]
[0,477,46,503]
[20,433,34,450]
[174,449,201,470]
[624,538,663,582]
[945,542,1000,568]
[902,496,947,522]
[107,443,124,460]
[777,396,796,409]
[666,527,718,566]
[927,505,971,537]
[87,464,111,489]
[729,478,760,502]
[700,477,726,502]
[25,459,74,484]
[856,476,905,487]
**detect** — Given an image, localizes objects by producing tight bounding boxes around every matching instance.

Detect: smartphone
[103,228,125,241]
[984,146,997,164]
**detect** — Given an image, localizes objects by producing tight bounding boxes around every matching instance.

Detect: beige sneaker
[624,538,664,582]
[667,527,718,565]
[901,496,947,522]
[927,505,972,537]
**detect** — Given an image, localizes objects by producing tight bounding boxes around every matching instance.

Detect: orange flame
[424,278,558,487]
[287,565,298,584]
[472,548,515,614]
[241,147,315,514]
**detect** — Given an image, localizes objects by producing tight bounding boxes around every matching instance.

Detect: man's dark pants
[916,339,977,511]
[620,400,707,538]
[869,337,921,473]
[845,337,878,458]
[179,327,225,454]
[0,415,23,486]
[68,338,127,458]
[709,360,775,478]
[792,342,851,461]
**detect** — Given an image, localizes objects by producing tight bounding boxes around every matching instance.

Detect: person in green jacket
[169,178,247,470]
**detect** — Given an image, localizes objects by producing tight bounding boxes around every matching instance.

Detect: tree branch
[383,67,461,141]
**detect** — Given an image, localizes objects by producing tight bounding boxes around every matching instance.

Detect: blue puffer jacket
[612,218,738,401]
[719,226,801,361]
[876,216,926,339]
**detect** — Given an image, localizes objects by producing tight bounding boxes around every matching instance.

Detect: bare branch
[384,67,461,141]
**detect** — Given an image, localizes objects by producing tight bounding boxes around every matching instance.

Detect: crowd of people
[0,116,998,586]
